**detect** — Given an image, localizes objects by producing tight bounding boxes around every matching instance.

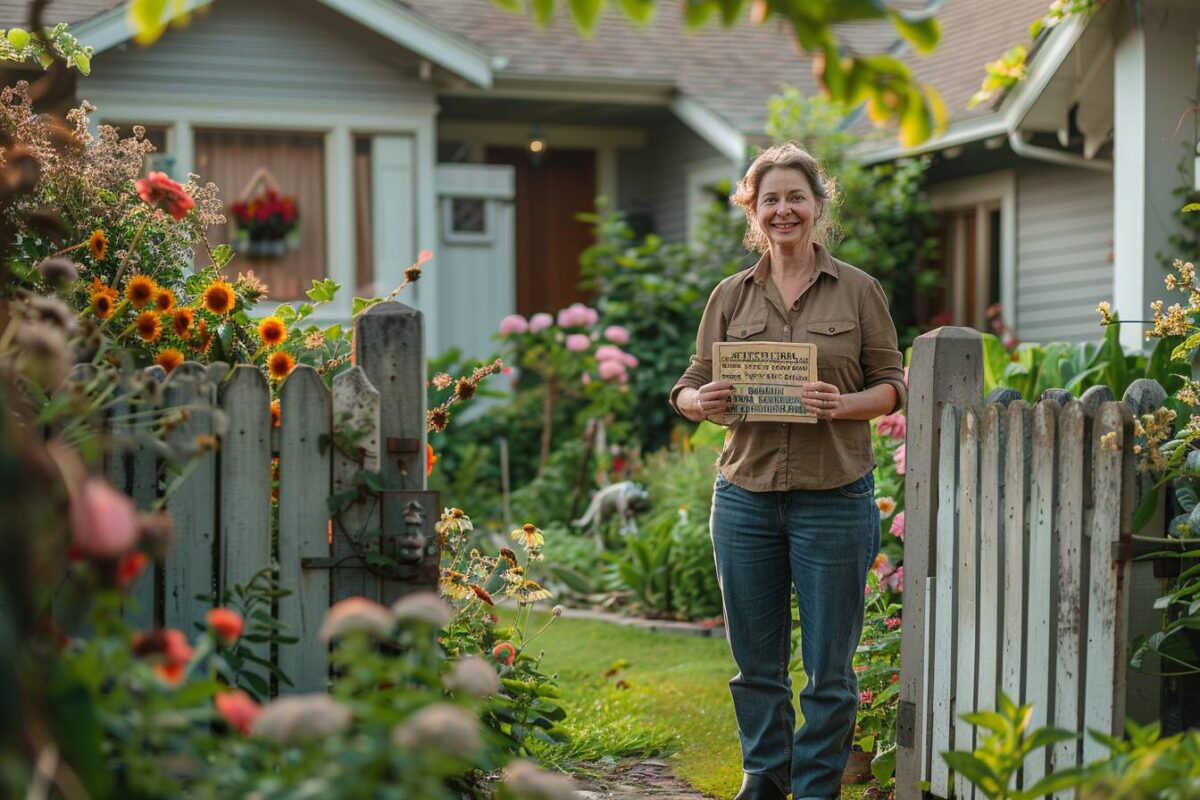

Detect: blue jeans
[710,472,880,800]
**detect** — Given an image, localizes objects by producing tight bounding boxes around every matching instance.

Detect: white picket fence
[101,301,434,694]
[894,327,1167,800]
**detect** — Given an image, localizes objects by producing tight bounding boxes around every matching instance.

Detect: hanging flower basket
[229,166,300,259]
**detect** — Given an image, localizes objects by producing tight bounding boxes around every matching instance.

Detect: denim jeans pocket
[836,473,874,499]
[714,471,733,492]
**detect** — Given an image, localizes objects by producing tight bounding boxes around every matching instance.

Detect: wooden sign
[712,341,818,423]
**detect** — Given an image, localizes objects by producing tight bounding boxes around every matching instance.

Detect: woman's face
[754,166,821,249]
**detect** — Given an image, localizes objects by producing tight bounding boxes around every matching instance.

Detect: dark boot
[733,773,788,800]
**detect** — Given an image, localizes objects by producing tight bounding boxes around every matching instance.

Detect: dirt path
[572,759,713,800]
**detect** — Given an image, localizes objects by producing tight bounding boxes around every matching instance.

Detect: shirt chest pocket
[726,315,768,341]
[808,319,858,366]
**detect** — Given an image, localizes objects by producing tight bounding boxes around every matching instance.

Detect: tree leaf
[211,243,234,267]
[531,0,555,25]
[890,11,940,55]
[567,0,603,35]
[617,0,655,24]
[6,27,30,50]
[1015,767,1086,800]
[1182,203,1200,212]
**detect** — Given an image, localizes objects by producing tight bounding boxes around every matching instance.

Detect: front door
[487,147,595,317]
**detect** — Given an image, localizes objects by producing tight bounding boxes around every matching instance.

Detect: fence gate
[894,327,1168,800]
[104,302,436,694]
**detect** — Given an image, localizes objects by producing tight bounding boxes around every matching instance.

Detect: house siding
[648,119,724,243]
[1015,165,1113,343]
[83,0,434,107]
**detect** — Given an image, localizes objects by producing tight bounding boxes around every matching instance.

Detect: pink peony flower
[565,333,590,352]
[594,345,623,362]
[892,443,906,476]
[529,312,554,333]
[604,325,630,344]
[70,477,140,558]
[598,359,627,383]
[877,412,906,441]
[498,314,528,336]
[890,510,905,540]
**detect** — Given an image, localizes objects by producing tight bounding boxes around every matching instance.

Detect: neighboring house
[0,0,832,360]
[862,0,1200,350]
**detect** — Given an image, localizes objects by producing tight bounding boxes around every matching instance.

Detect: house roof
[0,0,1070,153]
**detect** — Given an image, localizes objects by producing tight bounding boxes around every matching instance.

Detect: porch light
[527,122,546,165]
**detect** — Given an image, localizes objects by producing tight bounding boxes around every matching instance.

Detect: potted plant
[229,167,299,258]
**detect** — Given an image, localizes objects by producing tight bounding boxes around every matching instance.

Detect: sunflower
[88,229,107,260]
[172,308,194,338]
[154,289,176,313]
[188,319,213,355]
[135,310,163,342]
[154,348,184,373]
[125,275,157,309]
[202,280,235,315]
[267,350,295,381]
[257,316,287,346]
[90,285,118,319]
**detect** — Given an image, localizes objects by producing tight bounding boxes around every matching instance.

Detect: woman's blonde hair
[731,141,838,252]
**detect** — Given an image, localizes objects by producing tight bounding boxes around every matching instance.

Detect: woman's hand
[802,381,843,421]
[681,380,734,422]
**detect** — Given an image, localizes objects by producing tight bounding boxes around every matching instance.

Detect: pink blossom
[598,359,627,383]
[891,566,904,593]
[417,249,434,265]
[566,334,590,353]
[860,689,875,705]
[604,325,630,345]
[621,352,638,369]
[581,372,592,385]
[498,314,528,336]
[889,511,905,540]
[892,443,906,476]
[877,412,906,441]
[885,617,902,630]
[595,345,622,362]
[70,477,140,557]
[529,313,553,333]
[557,303,596,328]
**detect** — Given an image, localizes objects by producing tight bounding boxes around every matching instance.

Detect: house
[861,0,1200,350]
[0,0,838,360]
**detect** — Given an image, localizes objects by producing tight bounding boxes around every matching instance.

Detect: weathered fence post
[355,302,437,602]
[897,327,982,800]
[330,366,381,602]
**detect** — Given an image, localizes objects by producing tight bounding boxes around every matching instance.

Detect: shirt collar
[745,243,840,285]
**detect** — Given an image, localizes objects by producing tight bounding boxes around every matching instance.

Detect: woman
[670,142,906,800]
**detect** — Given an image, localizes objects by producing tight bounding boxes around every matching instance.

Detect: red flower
[135,171,195,221]
[132,628,194,685]
[207,607,244,646]
[860,689,875,705]
[885,616,902,631]
[117,552,148,589]
[216,689,261,735]
[492,641,516,666]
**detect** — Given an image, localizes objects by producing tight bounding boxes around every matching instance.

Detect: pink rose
[604,325,630,345]
[566,334,590,352]
[598,359,627,383]
[529,312,553,333]
[890,510,905,540]
[877,412,906,441]
[595,345,622,362]
[498,314,528,336]
[892,443,906,476]
[70,477,139,557]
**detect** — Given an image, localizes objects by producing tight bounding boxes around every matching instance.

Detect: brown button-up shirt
[669,244,907,492]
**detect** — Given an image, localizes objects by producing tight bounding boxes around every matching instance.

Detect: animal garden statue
[571,481,649,548]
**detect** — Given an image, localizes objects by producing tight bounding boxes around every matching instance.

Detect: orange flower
[203,280,235,315]
[135,171,195,221]
[215,689,261,735]
[154,288,176,313]
[91,286,117,319]
[189,319,213,355]
[117,551,148,590]
[172,308,194,338]
[257,316,287,346]
[426,443,437,476]
[88,228,108,260]
[270,399,281,428]
[134,310,163,342]
[154,348,184,373]
[125,275,157,309]
[267,351,295,381]
[132,628,193,685]
[206,607,244,646]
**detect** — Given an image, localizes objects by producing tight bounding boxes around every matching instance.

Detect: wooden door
[487,147,595,316]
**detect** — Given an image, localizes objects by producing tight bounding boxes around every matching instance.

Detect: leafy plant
[1082,720,1200,799]
[942,692,1085,800]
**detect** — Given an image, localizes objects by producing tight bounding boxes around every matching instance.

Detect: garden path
[573,759,712,799]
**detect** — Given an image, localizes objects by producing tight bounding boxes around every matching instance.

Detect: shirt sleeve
[859,278,908,414]
[669,280,730,417]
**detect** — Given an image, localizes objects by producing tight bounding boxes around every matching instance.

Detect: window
[926,173,1015,334]
[193,130,326,300]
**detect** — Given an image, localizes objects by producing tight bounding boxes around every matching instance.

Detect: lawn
[519,611,869,799]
